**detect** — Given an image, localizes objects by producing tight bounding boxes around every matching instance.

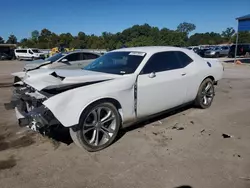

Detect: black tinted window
[65,53,81,61]
[29,50,33,54]
[16,50,27,53]
[142,51,182,74]
[175,51,193,67]
[84,53,99,60]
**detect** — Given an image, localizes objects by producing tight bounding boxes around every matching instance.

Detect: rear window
[84,53,99,60]
[15,50,27,53]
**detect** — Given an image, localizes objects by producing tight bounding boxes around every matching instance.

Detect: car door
[220,46,228,55]
[53,52,82,69]
[137,51,188,118]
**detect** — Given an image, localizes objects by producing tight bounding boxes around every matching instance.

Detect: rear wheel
[215,53,219,58]
[70,102,121,152]
[194,78,215,109]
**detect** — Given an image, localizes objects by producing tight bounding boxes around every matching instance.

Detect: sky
[1,0,250,40]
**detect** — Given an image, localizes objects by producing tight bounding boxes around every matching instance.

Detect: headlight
[210,51,215,55]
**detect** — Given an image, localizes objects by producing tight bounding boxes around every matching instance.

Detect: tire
[31,57,34,61]
[215,53,219,58]
[194,78,215,109]
[70,102,121,152]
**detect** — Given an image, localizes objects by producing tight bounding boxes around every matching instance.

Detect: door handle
[181,73,187,76]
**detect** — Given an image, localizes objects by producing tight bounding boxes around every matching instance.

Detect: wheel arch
[78,97,123,125]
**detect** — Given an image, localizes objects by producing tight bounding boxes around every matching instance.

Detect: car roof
[62,50,101,56]
[113,46,190,54]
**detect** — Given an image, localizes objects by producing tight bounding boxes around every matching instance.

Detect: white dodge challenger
[5,46,223,151]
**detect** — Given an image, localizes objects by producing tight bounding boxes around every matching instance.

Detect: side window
[142,51,182,74]
[65,53,81,62]
[175,51,193,67]
[83,53,99,60]
[29,50,33,54]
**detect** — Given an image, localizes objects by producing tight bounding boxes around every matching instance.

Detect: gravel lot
[0,60,250,188]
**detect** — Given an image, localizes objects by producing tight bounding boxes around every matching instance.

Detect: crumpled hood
[24,60,51,71]
[15,69,122,91]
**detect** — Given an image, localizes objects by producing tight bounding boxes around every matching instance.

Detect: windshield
[32,49,40,53]
[45,53,64,63]
[83,51,146,75]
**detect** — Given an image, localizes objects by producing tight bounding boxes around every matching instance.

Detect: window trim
[140,51,192,75]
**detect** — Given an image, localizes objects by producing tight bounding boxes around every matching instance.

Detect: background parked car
[15,48,45,60]
[24,50,101,71]
[0,44,16,60]
[196,47,211,57]
[228,44,250,58]
[0,52,13,60]
[204,46,230,58]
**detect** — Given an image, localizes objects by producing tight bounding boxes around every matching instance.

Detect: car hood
[24,60,51,71]
[13,69,123,92]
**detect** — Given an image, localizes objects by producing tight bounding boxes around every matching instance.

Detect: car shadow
[47,104,193,147]
[174,186,192,188]
[114,103,193,143]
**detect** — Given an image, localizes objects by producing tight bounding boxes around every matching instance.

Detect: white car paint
[23,51,100,71]
[15,48,45,60]
[12,46,223,128]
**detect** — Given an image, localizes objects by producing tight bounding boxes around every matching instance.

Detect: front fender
[43,75,137,127]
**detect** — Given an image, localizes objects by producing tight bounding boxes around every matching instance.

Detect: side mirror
[148,72,156,78]
[61,58,68,63]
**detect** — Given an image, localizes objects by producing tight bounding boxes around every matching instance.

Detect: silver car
[204,46,230,58]
[24,50,101,71]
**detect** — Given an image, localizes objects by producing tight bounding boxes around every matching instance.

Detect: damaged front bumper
[5,85,60,134]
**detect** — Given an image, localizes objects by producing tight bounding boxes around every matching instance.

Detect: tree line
[1,23,250,50]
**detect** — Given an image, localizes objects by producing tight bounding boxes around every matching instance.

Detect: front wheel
[70,102,121,152]
[194,78,215,109]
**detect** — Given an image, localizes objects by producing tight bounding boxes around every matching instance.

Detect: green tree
[0,36,4,44]
[177,22,196,35]
[59,33,74,47]
[6,34,17,44]
[232,31,250,43]
[31,30,39,41]
[221,27,235,43]
[20,38,36,48]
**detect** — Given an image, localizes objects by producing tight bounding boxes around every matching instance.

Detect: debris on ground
[176,127,184,130]
[222,133,233,138]
[233,154,241,158]
[172,123,178,129]
[157,121,162,125]
[190,121,194,124]
[152,132,158,136]
[172,123,184,130]
[200,129,205,133]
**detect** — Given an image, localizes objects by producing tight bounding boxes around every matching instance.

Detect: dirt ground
[0,60,250,188]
